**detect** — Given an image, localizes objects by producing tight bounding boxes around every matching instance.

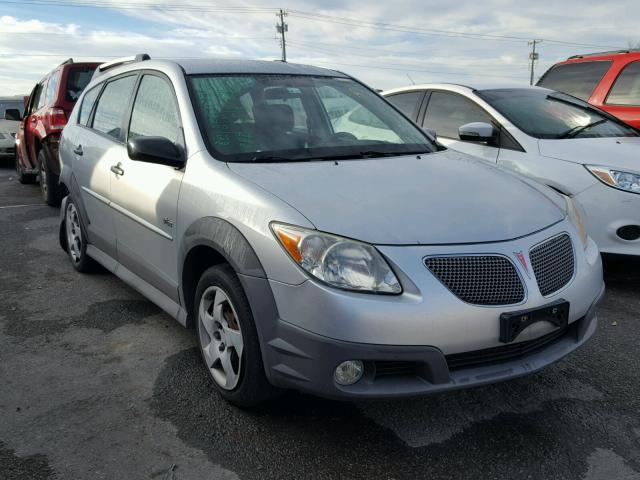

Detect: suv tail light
[45,108,67,131]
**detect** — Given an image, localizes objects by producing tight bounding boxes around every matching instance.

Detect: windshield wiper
[249,154,309,163]
[557,119,608,139]
[306,150,431,161]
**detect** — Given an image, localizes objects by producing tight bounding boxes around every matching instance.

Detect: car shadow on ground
[602,253,640,290]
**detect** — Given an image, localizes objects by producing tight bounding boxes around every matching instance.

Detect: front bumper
[262,285,602,399]
[575,181,640,256]
[248,220,605,399]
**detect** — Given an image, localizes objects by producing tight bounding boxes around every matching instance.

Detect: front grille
[530,234,575,296]
[425,256,525,306]
[446,324,570,371]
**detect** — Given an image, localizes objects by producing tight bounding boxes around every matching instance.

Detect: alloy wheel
[198,286,244,390]
[65,203,82,263]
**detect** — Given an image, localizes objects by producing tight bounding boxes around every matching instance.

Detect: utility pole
[528,39,541,85]
[276,9,288,62]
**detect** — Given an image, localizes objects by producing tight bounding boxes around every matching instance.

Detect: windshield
[477,88,639,139]
[0,100,24,118]
[188,74,435,162]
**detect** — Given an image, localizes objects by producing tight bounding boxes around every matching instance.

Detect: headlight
[565,196,588,250]
[271,223,402,294]
[586,165,640,194]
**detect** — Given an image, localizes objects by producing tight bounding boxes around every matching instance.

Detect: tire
[63,198,98,273]
[38,148,62,206]
[15,150,36,184]
[195,264,281,407]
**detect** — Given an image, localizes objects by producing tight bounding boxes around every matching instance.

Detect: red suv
[538,49,640,129]
[16,59,99,205]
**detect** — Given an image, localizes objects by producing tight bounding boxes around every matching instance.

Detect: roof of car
[382,83,551,96]
[563,49,640,62]
[175,58,346,77]
[94,56,347,79]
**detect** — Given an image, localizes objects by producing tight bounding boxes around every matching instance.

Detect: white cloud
[1,1,639,95]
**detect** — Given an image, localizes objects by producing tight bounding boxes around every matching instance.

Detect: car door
[421,90,499,162]
[74,74,138,259]
[21,80,46,169]
[109,72,184,303]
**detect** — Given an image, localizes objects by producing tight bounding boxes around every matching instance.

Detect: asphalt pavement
[1,163,639,480]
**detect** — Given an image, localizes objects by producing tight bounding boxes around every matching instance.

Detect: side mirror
[458,122,496,142]
[127,136,184,168]
[4,109,21,121]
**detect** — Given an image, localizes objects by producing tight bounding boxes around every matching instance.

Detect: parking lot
[0,162,639,479]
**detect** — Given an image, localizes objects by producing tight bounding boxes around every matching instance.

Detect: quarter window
[128,75,180,143]
[92,75,136,140]
[537,61,612,101]
[386,91,421,118]
[34,82,47,110]
[45,71,60,104]
[78,85,100,126]
[423,91,492,139]
[606,61,640,106]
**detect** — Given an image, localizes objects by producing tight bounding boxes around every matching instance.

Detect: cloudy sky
[1,0,639,95]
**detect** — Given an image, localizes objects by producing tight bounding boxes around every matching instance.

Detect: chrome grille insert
[424,256,525,306]
[530,234,575,296]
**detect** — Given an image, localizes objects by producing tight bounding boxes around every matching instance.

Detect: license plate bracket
[500,300,569,343]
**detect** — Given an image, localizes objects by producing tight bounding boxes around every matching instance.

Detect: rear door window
[46,70,61,105]
[537,61,612,101]
[91,75,137,140]
[66,66,98,102]
[386,91,422,119]
[606,61,640,106]
[423,91,492,139]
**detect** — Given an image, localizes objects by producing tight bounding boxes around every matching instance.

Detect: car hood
[229,150,565,245]
[538,136,640,172]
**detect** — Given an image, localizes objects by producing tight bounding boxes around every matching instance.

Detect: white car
[383,84,640,256]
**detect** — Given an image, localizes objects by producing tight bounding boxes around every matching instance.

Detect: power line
[288,10,625,50]
[307,59,528,80]
[0,0,278,13]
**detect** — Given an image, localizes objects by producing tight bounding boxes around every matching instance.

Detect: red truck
[16,59,99,205]
[538,49,640,129]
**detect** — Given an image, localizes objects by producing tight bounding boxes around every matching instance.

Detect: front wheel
[15,151,36,184]
[195,264,281,407]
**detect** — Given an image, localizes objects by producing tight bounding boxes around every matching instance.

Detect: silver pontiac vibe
[58,55,604,406]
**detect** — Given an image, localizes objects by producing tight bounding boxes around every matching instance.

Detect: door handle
[30,116,37,123]
[73,145,83,156]
[110,163,124,176]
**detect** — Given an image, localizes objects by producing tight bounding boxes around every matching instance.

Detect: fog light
[334,360,364,386]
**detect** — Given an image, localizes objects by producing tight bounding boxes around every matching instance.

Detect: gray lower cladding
[244,272,604,400]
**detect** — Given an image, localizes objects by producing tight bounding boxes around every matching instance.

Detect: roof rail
[567,49,640,60]
[97,53,151,73]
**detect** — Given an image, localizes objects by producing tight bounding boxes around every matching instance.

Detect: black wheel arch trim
[180,217,267,279]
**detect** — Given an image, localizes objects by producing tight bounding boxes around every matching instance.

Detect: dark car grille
[424,256,525,306]
[446,324,571,371]
[530,234,575,296]
[374,361,416,378]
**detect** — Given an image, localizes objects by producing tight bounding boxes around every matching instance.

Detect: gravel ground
[1,163,639,480]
